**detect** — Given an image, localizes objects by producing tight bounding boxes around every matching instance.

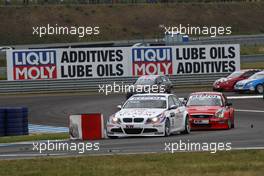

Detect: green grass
[241,61,264,69]
[241,45,264,55]
[0,150,263,176]
[1,3,264,45]
[0,133,68,143]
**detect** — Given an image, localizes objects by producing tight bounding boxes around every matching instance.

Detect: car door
[167,96,177,129]
[172,96,185,129]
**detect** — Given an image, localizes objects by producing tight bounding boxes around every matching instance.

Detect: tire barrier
[69,113,104,140]
[0,108,5,136]
[0,107,29,137]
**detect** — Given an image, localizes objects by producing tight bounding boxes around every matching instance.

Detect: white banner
[6,44,240,81]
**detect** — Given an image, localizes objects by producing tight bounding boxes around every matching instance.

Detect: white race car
[106,94,190,138]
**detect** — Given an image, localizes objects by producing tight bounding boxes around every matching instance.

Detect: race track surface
[0,90,263,159]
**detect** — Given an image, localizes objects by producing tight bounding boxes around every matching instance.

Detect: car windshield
[123,99,167,109]
[227,71,244,78]
[249,73,264,80]
[135,78,156,85]
[187,94,223,106]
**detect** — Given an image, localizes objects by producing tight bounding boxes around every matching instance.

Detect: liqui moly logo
[132,48,173,76]
[12,50,57,80]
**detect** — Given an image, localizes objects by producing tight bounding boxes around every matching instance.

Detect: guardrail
[0,74,228,94]
[1,34,264,50]
[0,54,263,94]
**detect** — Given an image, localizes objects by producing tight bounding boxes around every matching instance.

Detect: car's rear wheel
[227,119,232,129]
[256,84,264,94]
[164,119,171,137]
[181,116,191,134]
[231,123,235,128]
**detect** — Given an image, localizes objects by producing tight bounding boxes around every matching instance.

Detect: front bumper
[213,84,233,91]
[106,123,165,137]
[190,118,230,130]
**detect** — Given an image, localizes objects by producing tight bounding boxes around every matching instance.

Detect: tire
[107,135,118,139]
[181,116,191,134]
[231,123,235,128]
[256,84,264,94]
[164,118,171,137]
[227,119,232,129]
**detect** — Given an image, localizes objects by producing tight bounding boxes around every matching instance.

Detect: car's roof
[240,69,262,72]
[138,75,161,79]
[255,70,264,74]
[190,92,223,96]
[131,93,173,98]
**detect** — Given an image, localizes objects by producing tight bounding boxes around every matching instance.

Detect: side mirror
[117,105,122,109]
[168,105,177,110]
[179,98,187,106]
[226,102,232,106]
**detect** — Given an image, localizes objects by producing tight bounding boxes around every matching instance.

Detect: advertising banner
[6,44,240,81]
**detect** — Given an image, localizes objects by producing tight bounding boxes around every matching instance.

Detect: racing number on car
[126,125,134,129]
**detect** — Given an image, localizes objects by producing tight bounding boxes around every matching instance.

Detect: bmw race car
[126,75,173,99]
[234,71,264,94]
[186,92,235,130]
[213,69,260,92]
[107,94,190,138]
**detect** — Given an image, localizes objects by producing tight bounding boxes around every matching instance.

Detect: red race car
[213,69,261,92]
[186,92,234,130]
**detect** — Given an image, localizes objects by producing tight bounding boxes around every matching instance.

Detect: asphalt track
[0,90,263,159]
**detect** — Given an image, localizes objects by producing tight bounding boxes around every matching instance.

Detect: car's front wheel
[164,118,171,137]
[256,84,264,94]
[107,135,118,139]
[181,116,191,134]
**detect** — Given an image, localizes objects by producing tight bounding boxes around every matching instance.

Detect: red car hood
[187,106,222,115]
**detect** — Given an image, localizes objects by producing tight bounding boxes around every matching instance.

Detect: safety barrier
[0,107,29,136]
[0,108,5,136]
[70,113,104,140]
[0,73,228,94]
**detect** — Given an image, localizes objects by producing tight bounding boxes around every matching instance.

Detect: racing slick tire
[164,118,171,137]
[256,84,264,94]
[107,135,118,139]
[231,123,235,128]
[181,116,191,134]
[227,119,232,129]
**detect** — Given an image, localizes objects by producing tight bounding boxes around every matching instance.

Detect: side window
[168,96,175,108]
[164,76,170,82]
[172,96,181,107]
[161,76,167,83]
[243,71,255,78]
[156,77,162,84]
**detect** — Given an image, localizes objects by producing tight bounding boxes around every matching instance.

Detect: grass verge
[241,61,264,69]
[241,45,264,55]
[0,150,263,176]
[0,133,68,143]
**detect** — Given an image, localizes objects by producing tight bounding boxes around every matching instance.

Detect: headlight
[246,82,253,87]
[109,114,120,124]
[215,109,225,118]
[146,113,165,124]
